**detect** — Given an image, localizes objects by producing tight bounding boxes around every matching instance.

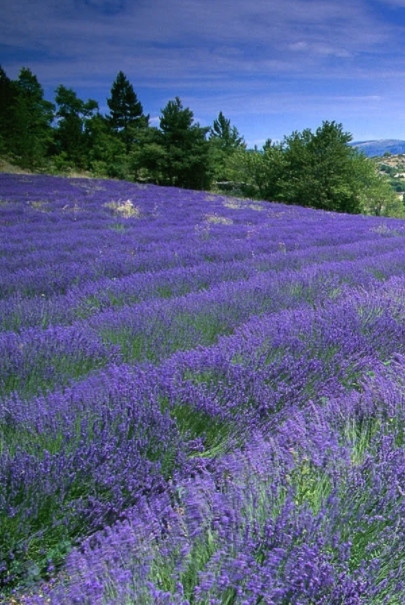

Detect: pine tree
[158,96,211,189]
[210,111,245,152]
[0,66,16,154]
[107,71,148,150]
[209,111,245,181]
[11,68,54,168]
[54,85,98,167]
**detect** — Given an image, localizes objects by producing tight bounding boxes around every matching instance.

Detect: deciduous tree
[280,121,361,213]
[224,140,286,200]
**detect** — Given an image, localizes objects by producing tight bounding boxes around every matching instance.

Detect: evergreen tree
[209,111,245,182]
[5,68,54,168]
[210,111,245,151]
[158,96,211,189]
[107,71,148,150]
[86,113,128,178]
[0,66,17,154]
[54,85,98,168]
[129,126,168,184]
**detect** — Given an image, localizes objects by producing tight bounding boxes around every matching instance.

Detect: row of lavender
[1,174,405,603]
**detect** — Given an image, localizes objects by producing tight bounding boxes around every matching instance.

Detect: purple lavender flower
[3,173,405,602]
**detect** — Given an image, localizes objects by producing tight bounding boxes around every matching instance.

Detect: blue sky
[2,0,405,147]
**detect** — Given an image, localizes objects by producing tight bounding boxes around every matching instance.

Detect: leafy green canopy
[225,121,402,216]
[0,64,403,213]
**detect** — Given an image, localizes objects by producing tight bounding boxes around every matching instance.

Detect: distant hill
[350,139,405,157]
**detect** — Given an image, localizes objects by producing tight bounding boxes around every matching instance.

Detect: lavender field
[3,173,405,604]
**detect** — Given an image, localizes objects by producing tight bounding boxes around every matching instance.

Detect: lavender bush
[2,174,405,603]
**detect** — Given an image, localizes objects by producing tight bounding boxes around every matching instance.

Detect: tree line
[0,65,402,216]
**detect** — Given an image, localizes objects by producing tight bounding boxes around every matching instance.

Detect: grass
[168,404,231,459]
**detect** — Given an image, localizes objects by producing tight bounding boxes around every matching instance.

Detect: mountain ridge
[350,139,405,157]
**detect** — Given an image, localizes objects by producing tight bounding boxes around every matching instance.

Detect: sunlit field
[3,174,405,604]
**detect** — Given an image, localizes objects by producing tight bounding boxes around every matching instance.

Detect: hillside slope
[2,174,405,603]
[350,138,405,157]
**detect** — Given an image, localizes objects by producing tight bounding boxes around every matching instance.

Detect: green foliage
[1,64,403,216]
[223,122,402,216]
[107,71,149,151]
[225,139,287,200]
[353,155,405,217]
[210,111,245,151]
[0,66,17,155]
[155,97,212,189]
[129,98,213,188]
[130,127,169,184]
[0,67,54,169]
[54,85,99,168]
[393,181,405,192]
[279,121,361,212]
[86,113,128,178]
[379,163,396,176]
[209,112,246,182]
